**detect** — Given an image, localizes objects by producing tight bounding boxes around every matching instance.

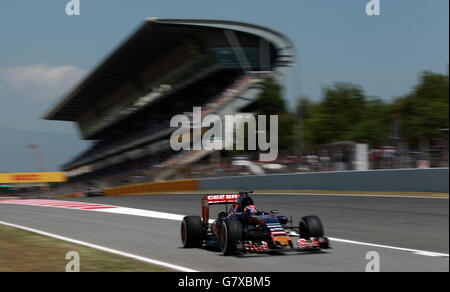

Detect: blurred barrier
[56,168,447,198]
[199,168,449,193]
[58,193,84,198]
[0,172,67,184]
[103,179,199,196]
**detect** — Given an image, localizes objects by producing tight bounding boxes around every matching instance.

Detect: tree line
[248,71,449,154]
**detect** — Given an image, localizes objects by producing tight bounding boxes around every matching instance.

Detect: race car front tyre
[220,219,243,255]
[299,215,324,238]
[181,216,203,248]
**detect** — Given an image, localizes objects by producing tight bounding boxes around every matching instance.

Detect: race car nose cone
[274,236,292,246]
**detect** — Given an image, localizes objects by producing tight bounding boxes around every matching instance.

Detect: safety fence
[88,168,448,197]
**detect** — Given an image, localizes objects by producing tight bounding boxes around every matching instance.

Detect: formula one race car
[181,191,330,255]
[84,187,104,197]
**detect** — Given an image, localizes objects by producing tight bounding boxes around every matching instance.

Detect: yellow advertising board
[0,172,67,184]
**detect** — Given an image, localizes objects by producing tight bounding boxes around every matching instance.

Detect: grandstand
[44,18,296,188]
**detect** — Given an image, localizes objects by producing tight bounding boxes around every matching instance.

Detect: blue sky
[0,0,448,136]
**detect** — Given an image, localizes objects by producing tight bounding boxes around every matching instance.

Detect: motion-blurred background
[0,1,448,196]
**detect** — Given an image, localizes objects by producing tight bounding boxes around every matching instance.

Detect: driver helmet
[237,195,254,207]
[244,205,258,214]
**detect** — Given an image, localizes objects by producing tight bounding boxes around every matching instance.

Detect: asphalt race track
[0,193,448,272]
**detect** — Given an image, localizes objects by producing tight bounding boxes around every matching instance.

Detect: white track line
[1,199,448,259]
[327,237,449,258]
[98,207,185,221]
[0,220,198,272]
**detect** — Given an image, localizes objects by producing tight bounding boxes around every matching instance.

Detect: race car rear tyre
[299,215,324,238]
[220,219,243,255]
[181,216,203,248]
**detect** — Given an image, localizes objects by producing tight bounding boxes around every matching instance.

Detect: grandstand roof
[43,18,295,122]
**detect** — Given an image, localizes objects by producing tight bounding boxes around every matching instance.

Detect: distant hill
[0,126,90,173]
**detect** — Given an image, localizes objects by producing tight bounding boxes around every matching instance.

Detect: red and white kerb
[0,199,117,210]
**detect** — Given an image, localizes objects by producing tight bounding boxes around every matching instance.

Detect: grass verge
[0,224,173,272]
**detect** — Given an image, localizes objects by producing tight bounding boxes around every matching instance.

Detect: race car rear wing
[201,193,241,224]
[201,191,254,224]
[205,194,240,205]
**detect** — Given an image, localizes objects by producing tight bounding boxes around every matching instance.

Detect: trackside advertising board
[0,172,67,184]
